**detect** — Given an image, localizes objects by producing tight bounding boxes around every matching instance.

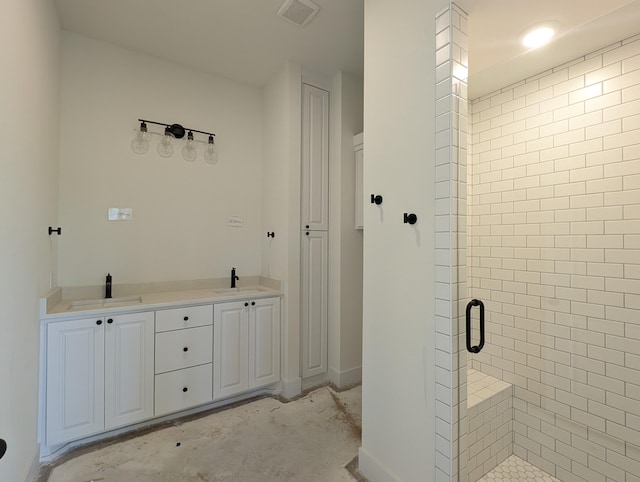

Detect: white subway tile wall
[435,4,469,482]
[469,36,640,482]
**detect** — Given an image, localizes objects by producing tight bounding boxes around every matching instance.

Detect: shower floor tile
[476,454,560,482]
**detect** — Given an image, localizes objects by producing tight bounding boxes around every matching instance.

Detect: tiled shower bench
[467,369,513,481]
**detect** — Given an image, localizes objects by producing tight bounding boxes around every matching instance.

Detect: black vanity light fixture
[131,119,218,164]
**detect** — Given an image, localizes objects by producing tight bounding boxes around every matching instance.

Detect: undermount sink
[69,296,143,311]
[213,287,269,295]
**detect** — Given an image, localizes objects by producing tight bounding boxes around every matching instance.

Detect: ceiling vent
[277,0,320,27]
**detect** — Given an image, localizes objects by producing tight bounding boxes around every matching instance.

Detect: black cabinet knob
[404,213,418,225]
[305,224,310,229]
[0,439,6,460]
[107,318,113,324]
[244,302,249,307]
[182,387,188,393]
[251,301,255,306]
[96,320,102,325]
[183,347,189,352]
[305,232,309,236]
[183,316,189,321]
[370,194,383,205]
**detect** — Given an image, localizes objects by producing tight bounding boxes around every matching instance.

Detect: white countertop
[41,283,282,321]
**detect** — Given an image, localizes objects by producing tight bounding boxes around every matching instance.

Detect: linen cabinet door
[46,317,105,446]
[301,230,328,379]
[301,83,330,231]
[213,301,249,400]
[104,311,154,430]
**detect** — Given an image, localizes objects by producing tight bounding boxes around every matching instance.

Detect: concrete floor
[43,385,363,482]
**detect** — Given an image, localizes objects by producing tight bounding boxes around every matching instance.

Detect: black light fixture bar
[138,119,215,138]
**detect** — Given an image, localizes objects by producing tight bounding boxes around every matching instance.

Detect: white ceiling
[465,0,640,98]
[53,0,365,87]
[55,0,640,98]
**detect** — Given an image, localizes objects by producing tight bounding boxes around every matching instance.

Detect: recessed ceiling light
[522,26,555,49]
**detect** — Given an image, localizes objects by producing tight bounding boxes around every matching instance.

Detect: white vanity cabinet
[213,297,280,400]
[154,304,213,416]
[45,312,154,446]
[41,292,282,453]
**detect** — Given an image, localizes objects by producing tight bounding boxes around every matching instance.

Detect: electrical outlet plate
[108,208,133,221]
[227,216,244,227]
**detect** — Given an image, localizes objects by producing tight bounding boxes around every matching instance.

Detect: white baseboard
[358,446,401,482]
[328,366,362,388]
[24,445,40,482]
[281,377,302,398]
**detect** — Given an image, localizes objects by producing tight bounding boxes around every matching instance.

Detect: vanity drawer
[155,304,213,332]
[155,325,213,374]
[155,363,213,416]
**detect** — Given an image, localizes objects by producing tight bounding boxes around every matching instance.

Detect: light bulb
[204,134,218,165]
[157,126,174,158]
[130,121,151,154]
[181,131,197,162]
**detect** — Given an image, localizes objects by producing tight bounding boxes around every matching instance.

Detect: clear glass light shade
[157,130,174,158]
[130,130,151,154]
[181,139,197,162]
[204,136,218,165]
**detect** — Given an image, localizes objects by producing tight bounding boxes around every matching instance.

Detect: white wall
[261,61,303,396]
[0,0,60,480]
[329,70,364,386]
[360,0,448,480]
[58,32,264,287]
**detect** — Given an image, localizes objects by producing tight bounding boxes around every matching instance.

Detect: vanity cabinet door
[46,317,105,446]
[249,298,281,389]
[104,312,154,430]
[213,301,249,399]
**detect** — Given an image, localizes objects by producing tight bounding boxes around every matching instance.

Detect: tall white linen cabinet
[300,83,329,381]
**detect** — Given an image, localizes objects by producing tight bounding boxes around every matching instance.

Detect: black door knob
[370,194,383,205]
[182,387,188,392]
[107,318,113,324]
[183,347,189,352]
[404,213,418,225]
[96,320,102,325]
[183,316,189,321]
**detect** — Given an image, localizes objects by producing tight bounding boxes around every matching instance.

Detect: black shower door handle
[466,299,485,353]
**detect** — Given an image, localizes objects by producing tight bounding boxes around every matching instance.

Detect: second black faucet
[105,273,112,299]
[231,267,239,288]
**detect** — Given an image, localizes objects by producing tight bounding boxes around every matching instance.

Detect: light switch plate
[227,216,244,227]
[108,207,133,221]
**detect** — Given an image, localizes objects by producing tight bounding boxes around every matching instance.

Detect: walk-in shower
[437,3,640,481]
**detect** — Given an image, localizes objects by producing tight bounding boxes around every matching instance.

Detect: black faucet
[105,273,112,299]
[231,267,239,288]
